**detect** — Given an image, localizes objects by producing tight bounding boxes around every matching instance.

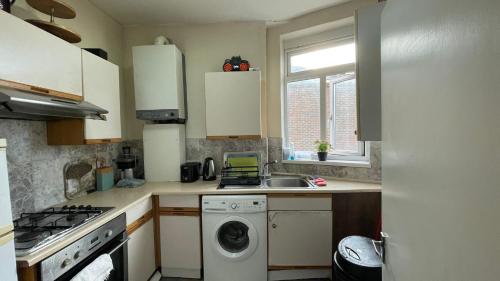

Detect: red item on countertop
[313,178,327,186]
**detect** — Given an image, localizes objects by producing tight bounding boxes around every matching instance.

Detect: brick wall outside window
[286,78,358,154]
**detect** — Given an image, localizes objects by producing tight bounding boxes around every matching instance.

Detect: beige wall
[121,22,267,139]
[266,0,377,137]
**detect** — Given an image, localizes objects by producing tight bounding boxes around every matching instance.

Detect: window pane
[290,43,355,73]
[286,78,320,156]
[326,74,359,153]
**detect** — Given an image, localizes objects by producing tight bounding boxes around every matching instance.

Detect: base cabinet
[268,195,333,280]
[160,216,201,278]
[128,220,156,281]
[159,195,201,278]
[268,211,333,267]
[126,198,156,281]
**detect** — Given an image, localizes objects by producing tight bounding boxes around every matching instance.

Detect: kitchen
[0,0,498,281]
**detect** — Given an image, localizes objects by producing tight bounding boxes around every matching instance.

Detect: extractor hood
[0,87,108,121]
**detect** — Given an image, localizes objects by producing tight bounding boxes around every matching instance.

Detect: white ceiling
[89,0,351,25]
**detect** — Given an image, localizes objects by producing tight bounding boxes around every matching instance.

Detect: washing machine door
[213,216,258,261]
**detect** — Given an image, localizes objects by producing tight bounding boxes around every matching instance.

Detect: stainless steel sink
[263,177,315,189]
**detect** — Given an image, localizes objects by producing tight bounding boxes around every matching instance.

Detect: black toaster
[181,162,201,182]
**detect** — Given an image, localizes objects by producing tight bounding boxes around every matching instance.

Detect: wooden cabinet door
[0,12,82,98]
[82,50,122,142]
[205,71,262,138]
[268,211,332,267]
[160,215,201,278]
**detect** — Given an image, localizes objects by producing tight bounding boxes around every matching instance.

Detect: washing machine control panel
[202,196,267,212]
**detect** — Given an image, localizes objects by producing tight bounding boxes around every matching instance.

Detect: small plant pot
[317,151,328,161]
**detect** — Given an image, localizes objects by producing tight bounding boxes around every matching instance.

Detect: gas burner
[16,229,51,243]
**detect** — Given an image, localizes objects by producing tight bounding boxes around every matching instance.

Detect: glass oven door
[55,231,128,281]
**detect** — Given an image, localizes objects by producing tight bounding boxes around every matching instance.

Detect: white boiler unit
[143,124,186,182]
[133,44,186,122]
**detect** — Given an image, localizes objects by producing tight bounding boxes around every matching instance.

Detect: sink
[263,177,315,189]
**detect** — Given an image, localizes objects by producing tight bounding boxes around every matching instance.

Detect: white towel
[71,254,114,281]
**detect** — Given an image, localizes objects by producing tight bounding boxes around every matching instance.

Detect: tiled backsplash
[1,120,380,219]
[268,138,382,182]
[0,119,143,219]
[186,137,381,182]
[186,138,269,175]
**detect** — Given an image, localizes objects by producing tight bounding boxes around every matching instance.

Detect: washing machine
[202,195,267,281]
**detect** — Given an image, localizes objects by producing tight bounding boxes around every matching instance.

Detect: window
[283,38,368,163]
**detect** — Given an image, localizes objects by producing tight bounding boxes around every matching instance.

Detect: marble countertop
[17,178,381,267]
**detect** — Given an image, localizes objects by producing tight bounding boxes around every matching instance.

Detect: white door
[0,234,17,281]
[268,211,332,266]
[0,142,13,231]
[160,215,201,278]
[0,11,82,97]
[82,50,121,141]
[381,1,500,280]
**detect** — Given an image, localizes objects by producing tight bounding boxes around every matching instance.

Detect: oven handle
[108,238,131,255]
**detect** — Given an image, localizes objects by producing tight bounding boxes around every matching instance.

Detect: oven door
[55,231,129,281]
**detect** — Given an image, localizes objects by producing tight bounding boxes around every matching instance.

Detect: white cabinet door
[0,11,82,97]
[355,2,384,141]
[268,211,332,266]
[205,71,262,138]
[128,220,156,281]
[0,144,13,230]
[126,198,156,281]
[82,50,122,141]
[160,215,201,278]
[0,235,17,281]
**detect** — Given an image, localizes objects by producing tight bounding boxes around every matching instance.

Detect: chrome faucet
[262,160,278,177]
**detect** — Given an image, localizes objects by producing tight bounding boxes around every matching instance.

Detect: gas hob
[13,205,113,256]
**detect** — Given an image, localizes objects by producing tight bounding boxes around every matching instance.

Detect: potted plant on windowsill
[315,140,331,161]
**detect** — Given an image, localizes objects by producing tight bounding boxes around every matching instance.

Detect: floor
[160,278,330,281]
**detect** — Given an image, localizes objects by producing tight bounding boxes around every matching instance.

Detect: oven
[40,214,128,281]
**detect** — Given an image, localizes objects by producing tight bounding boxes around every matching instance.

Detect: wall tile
[0,120,130,219]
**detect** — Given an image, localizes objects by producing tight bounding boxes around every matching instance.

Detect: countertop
[17,179,381,267]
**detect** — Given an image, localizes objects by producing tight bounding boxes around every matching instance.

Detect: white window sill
[281,159,372,168]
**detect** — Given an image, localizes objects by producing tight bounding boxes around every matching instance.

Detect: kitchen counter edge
[16,179,381,266]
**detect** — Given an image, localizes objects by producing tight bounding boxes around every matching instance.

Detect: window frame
[282,36,369,163]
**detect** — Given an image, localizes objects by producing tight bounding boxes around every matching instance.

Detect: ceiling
[89,0,351,25]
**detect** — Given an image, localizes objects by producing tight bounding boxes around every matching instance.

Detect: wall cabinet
[355,2,385,141]
[126,198,156,281]
[159,195,201,278]
[0,11,82,100]
[47,51,122,145]
[204,71,265,139]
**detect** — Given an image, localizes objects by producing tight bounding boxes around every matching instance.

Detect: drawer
[268,194,332,211]
[159,195,199,208]
[126,197,153,225]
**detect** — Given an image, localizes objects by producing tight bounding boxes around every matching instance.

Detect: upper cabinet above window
[0,11,83,100]
[355,2,385,141]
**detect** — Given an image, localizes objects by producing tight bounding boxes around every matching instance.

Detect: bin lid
[338,236,382,268]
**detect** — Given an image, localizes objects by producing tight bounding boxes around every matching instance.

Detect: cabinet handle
[272,223,277,229]
[30,86,49,93]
